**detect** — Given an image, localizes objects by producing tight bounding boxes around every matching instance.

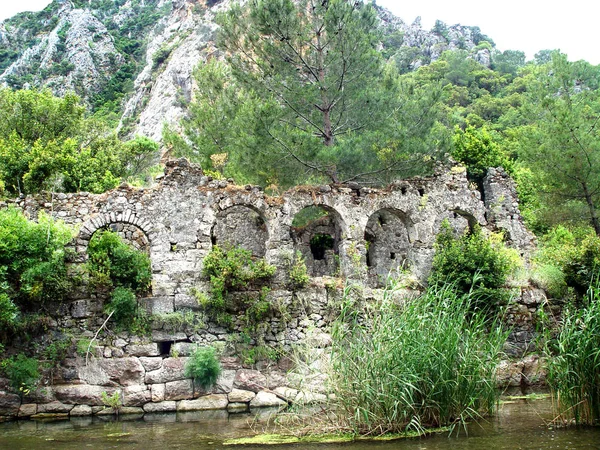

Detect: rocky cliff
[0,0,495,142]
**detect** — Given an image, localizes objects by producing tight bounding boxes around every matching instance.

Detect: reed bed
[546,286,600,426]
[327,282,507,435]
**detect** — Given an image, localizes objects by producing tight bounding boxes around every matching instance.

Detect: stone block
[145,357,189,384]
[233,369,267,393]
[212,370,235,394]
[54,385,119,406]
[228,389,255,403]
[126,343,160,357]
[143,401,177,413]
[151,331,188,342]
[140,357,163,372]
[176,394,228,411]
[144,297,175,314]
[70,300,91,318]
[97,406,144,416]
[250,391,287,408]
[171,342,196,357]
[70,405,93,416]
[122,385,151,406]
[174,293,200,310]
[99,358,145,386]
[37,401,74,414]
[151,383,165,402]
[18,404,37,417]
[164,380,194,401]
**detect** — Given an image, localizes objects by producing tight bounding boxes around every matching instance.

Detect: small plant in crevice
[184,346,222,390]
[105,286,150,334]
[101,391,122,415]
[286,250,309,290]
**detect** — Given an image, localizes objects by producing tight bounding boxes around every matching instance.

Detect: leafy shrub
[105,286,138,328]
[43,338,72,368]
[198,245,275,327]
[563,234,600,297]
[329,282,507,434]
[1,354,40,394]
[546,285,600,425]
[88,230,151,294]
[184,346,222,389]
[0,208,73,316]
[0,293,18,332]
[429,221,517,317]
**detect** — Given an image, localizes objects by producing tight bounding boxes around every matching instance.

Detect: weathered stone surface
[233,369,267,393]
[212,370,235,394]
[99,358,145,386]
[0,392,21,416]
[171,342,196,357]
[164,380,194,401]
[122,385,151,406]
[70,404,93,416]
[143,401,177,413]
[145,357,189,384]
[37,401,74,414]
[151,331,187,342]
[496,360,524,387]
[294,391,327,405]
[31,413,69,420]
[144,297,174,314]
[228,389,255,403]
[522,355,547,385]
[250,391,287,408]
[177,394,228,411]
[273,387,298,402]
[18,404,37,417]
[126,344,160,357]
[521,288,547,306]
[96,406,144,415]
[139,357,163,372]
[151,383,165,402]
[54,385,119,406]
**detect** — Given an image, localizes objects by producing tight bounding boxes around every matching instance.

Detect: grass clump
[328,281,507,435]
[546,285,600,426]
[184,346,222,389]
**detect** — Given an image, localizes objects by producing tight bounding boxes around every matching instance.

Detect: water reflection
[1,400,599,450]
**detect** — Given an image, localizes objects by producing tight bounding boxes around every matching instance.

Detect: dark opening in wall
[170,242,177,252]
[418,188,425,197]
[310,233,334,260]
[291,205,343,277]
[390,252,396,260]
[401,186,408,195]
[158,341,172,356]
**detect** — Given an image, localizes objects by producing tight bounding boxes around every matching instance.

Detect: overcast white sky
[1,0,599,64]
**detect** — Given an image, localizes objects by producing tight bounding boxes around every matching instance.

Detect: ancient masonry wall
[0,160,544,420]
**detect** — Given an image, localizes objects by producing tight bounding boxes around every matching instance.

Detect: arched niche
[211,205,268,257]
[99,222,151,253]
[291,205,343,277]
[364,208,412,287]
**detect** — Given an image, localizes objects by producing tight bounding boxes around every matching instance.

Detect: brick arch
[78,211,156,245]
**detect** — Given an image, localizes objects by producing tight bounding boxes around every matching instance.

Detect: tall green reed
[546,285,600,425]
[328,281,507,435]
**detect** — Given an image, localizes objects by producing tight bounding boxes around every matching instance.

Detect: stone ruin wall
[0,159,545,420]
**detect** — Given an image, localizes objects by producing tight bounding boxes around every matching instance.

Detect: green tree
[170,0,444,186]
[0,88,159,195]
[519,52,600,235]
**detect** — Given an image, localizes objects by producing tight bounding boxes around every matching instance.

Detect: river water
[1,397,599,449]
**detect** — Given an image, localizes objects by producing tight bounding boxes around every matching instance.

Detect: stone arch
[364,208,413,287]
[211,204,269,257]
[79,211,155,250]
[290,205,344,277]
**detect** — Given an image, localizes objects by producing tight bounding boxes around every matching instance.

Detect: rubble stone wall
[0,160,542,420]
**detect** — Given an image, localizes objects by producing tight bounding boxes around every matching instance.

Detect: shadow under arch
[290,205,344,277]
[364,208,414,287]
[210,204,269,257]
